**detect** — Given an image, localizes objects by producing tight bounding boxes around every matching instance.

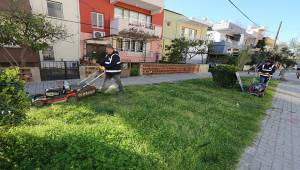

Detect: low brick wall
[140,64,201,75]
[199,64,209,73]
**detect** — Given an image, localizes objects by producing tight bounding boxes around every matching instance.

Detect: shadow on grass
[0,131,161,169]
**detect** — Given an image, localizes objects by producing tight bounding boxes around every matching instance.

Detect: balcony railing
[110,0,163,14]
[111,18,162,37]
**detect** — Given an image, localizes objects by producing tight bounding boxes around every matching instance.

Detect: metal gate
[40,61,80,81]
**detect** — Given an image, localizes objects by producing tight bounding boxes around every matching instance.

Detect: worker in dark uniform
[99,44,124,92]
[257,60,276,84]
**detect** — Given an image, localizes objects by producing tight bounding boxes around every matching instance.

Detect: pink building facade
[80,0,164,63]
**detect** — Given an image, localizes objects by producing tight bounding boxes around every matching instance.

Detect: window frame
[47,0,64,19]
[114,7,123,19]
[123,9,129,19]
[114,7,152,27]
[120,39,145,52]
[135,41,144,52]
[130,40,136,52]
[116,38,123,51]
[123,39,131,51]
[91,12,104,29]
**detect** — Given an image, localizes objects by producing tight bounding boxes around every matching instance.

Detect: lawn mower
[248,73,271,97]
[32,69,105,107]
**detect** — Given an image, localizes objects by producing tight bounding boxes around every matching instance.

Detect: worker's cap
[105,44,114,49]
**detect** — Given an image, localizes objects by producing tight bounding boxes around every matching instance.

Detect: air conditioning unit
[93,31,105,38]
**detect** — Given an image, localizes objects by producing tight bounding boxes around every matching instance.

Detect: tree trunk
[0,49,14,66]
[20,47,28,67]
[2,47,19,66]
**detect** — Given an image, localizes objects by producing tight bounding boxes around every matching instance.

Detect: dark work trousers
[101,73,124,92]
[259,75,270,85]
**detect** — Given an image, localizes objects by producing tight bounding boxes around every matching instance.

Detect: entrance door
[86,44,106,62]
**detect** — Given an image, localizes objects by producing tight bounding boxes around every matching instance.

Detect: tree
[166,38,209,64]
[0,68,30,125]
[289,38,300,62]
[256,37,266,51]
[0,0,68,66]
[237,48,251,70]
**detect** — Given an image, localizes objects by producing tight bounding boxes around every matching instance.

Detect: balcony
[110,18,162,38]
[213,41,243,54]
[110,0,164,14]
[213,21,245,35]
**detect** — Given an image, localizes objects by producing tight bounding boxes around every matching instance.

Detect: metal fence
[40,61,80,81]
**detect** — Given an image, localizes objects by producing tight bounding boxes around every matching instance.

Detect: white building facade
[208,21,246,55]
[208,21,265,55]
[29,0,81,62]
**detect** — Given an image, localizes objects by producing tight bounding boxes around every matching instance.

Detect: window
[123,39,130,51]
[190,29,196,39]
[139,13,147,25]
[114,7,151,27]
[114,8,123,18]
[136,41,144,52]
[47,1,63,18]
[130,11,139,24]
[184,28,189,37]
[120,39,145,52]
[123,9,129,19]
[91,12,104,28]
[131,41,136,52]
[146,16,151,24]
[42,46,54,61]
[116,38,123,51]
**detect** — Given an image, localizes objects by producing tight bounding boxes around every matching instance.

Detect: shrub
[237,49,251,70]
[226,55,238,65]
[0,68,30,125]
[130,65,140,76]
[209,65,238,87]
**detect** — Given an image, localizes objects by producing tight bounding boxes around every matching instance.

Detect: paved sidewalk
[238,71,300,170]
[25,71,281,95]
[25,72,212,95]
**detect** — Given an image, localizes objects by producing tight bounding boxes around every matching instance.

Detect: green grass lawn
[0,78,278,170]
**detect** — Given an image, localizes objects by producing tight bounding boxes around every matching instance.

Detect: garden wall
[0,67,41,82]
[140,64,209,75]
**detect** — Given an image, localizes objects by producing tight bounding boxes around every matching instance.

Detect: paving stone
[238,71,300,170]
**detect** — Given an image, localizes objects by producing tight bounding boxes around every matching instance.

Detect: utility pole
[273,21,282,49]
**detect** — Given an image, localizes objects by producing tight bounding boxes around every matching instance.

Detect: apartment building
[29,0,81,62]
[80,0,164,63]
[208,21,247,55]
[162,9,211,63]
[245,26,265,48]
[208,21,265,55]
